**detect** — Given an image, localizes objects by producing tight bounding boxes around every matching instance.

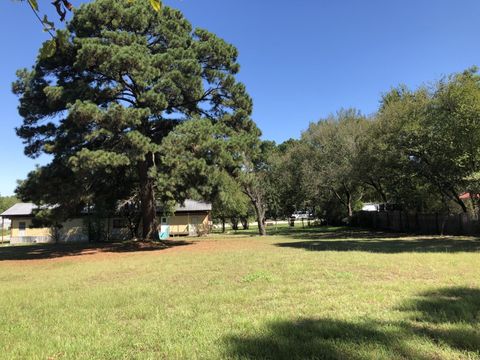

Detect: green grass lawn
[0,227,479,359]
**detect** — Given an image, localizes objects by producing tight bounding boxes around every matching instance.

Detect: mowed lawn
[0,227,479,359]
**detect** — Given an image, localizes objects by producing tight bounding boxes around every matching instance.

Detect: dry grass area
[0,226,479,359]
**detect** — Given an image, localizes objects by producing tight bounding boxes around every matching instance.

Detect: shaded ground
[273,227,480,253]
[2,226,480,262]
[0,235,269,263]
[225,287,480,359]
[0,240,193,262]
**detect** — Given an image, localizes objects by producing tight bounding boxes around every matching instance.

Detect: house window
[113,219,128,229]
[18,222,26,236]
[161,217,168,225]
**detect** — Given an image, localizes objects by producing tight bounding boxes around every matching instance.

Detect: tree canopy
[20,0,161,37]
[14,0,258,240]
[267,68,480,223]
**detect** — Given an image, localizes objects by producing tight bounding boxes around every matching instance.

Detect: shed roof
[174,199,212,212]
[0,203,38,217]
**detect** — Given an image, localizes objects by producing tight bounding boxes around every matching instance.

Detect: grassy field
[0,226,479,359]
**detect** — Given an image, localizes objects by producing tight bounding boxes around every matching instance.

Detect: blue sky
[1,0,479,195]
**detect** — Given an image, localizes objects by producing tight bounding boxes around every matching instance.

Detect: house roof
[174,199,212,212]
[1,200,212,218]
[0,203,38,217]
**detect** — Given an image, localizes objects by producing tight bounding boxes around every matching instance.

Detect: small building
[1,200,212,244]
[164,200,212,236]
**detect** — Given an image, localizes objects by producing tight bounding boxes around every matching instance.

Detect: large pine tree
[13,0,257,240]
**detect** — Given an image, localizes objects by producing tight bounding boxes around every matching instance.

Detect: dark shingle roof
[0,203,37,217]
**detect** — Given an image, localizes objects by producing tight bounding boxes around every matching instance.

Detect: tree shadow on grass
[224,287,480,359]
[0,240,193,261]
[400,287,480,353]
[272,227,480,253]
[227,226,405,240]
[224,318,403,360]
[268,226,376,239]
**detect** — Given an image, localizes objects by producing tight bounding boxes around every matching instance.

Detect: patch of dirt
[0,237,266,265]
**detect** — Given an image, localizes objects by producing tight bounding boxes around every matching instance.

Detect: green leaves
[24,0,163,36]
[149,0,162,12]
[39,39,56,59]
[69,149,131,171]
[42,15,55,32]
[28,0,38,11]
[0,195,19,215]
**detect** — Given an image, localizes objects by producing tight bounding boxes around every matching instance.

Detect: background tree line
[250,67,480,226]
[0,195,19,215]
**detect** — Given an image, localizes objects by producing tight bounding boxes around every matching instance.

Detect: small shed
[164,200,212,236]
[0,203,55,244]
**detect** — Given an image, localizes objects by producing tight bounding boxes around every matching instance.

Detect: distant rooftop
[174,199,212,213]
[1,200,212,217]
[0,203,38,217]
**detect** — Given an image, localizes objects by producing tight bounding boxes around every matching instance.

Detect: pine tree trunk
[138,155,158,241]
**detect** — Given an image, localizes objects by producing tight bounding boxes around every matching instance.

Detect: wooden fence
[352,211,480,236]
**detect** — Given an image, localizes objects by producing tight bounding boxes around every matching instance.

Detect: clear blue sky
[1,0,479,195]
